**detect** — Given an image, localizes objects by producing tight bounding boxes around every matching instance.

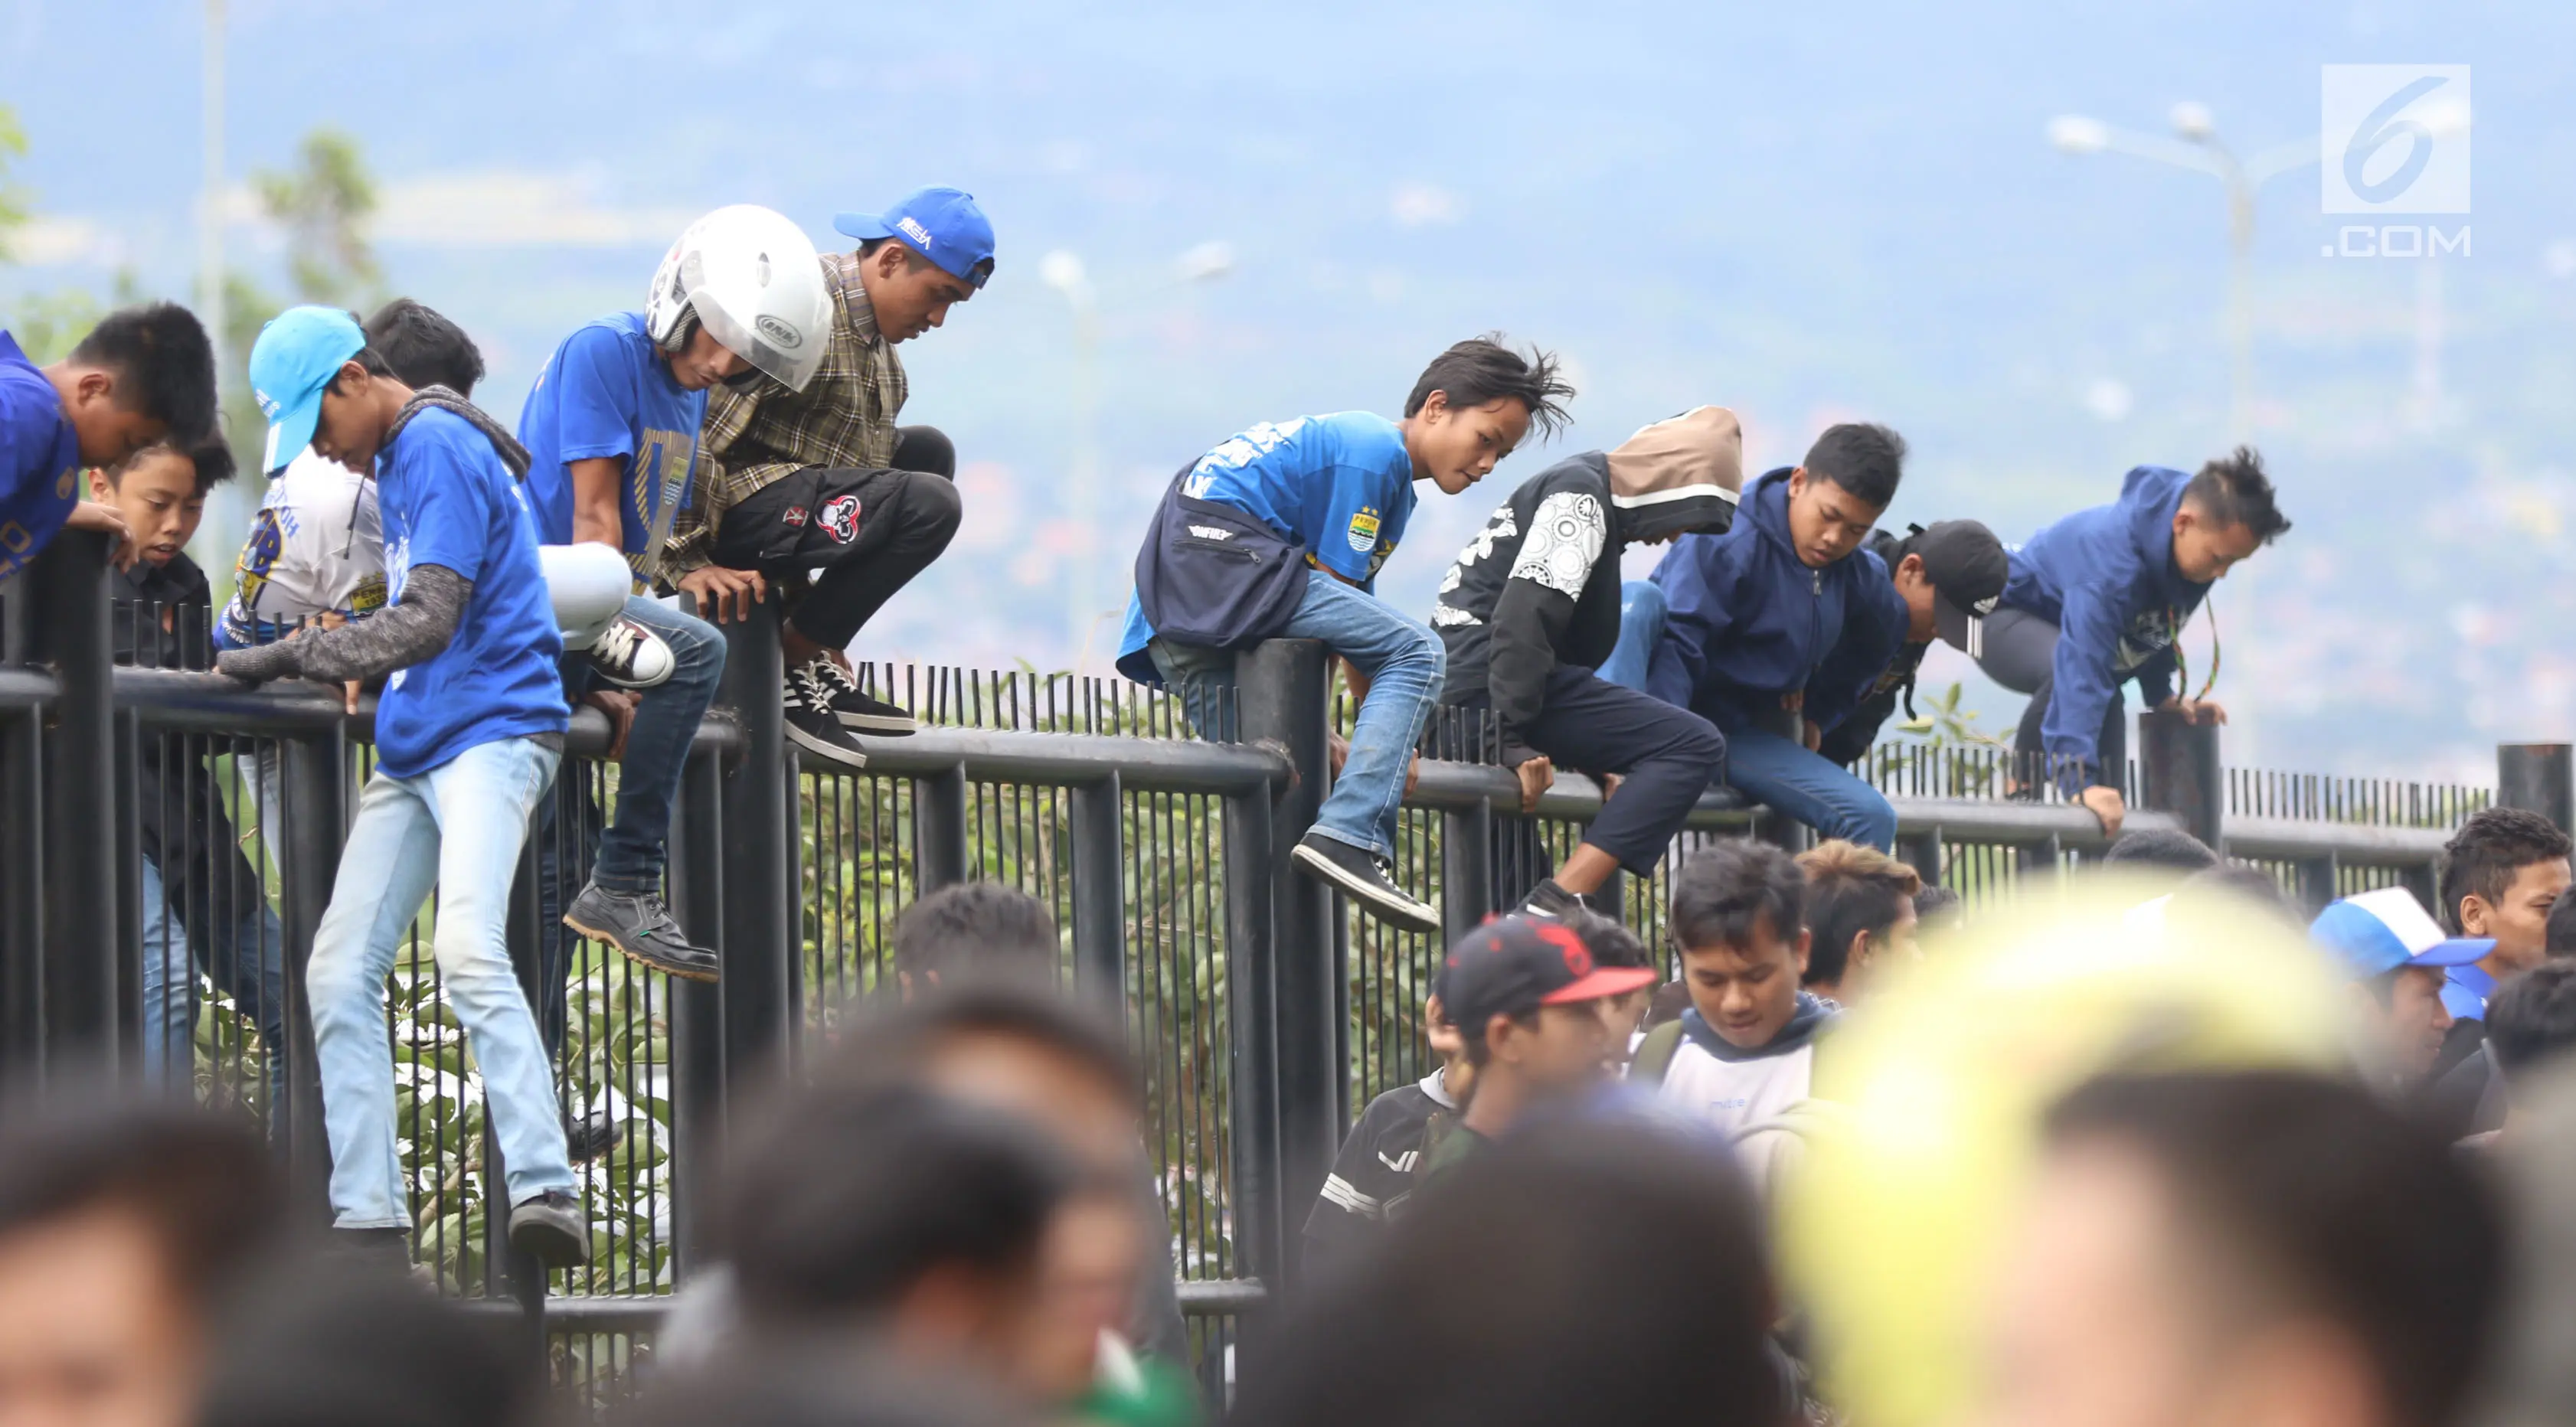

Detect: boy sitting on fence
[1970,447,2290,837]
[1116,336,1575,932]
[1426,407,1738,919]
[1,302,217,580]
[1639,423,1914,851]
[96,433,291,1087]
[217,305,585,1268]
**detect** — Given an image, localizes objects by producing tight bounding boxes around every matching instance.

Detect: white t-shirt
[217,450,387,648]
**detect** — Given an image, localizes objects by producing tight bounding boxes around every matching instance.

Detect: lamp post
[2047,105,2315,443]
[1040,242,1237,668]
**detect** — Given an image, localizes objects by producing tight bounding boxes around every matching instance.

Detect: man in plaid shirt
[664,187,992,767]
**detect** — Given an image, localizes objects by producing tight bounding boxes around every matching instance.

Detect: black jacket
[1432,448,1737,766]
[113,555,267,947]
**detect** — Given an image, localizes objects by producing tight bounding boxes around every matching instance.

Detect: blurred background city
[2,0,2568,781]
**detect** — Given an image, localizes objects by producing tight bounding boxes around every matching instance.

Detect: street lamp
[1040,243,1235,667]
[2047,103,2316,442]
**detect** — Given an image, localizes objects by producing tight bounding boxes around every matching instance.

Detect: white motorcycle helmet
[645,205,833,393]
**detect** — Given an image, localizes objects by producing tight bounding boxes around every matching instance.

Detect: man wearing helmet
[516,205,832,989]
[662,187,990,768]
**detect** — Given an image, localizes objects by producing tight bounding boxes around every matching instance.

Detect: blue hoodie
[1643,469,1907,736]
[1999,465,2212,786]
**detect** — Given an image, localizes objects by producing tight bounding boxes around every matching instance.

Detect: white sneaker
[589,615,675,689]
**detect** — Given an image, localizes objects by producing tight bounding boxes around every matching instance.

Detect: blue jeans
[306,734,573,1228]
[588,595,726,893]
[1150,576,1444,861]
[1722,722,1898,851]
[1597,581,1666,692]
[138,854,289,1088]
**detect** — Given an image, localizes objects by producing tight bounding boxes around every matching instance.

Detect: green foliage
[223,129,386,474]
[1891,681,2008,750]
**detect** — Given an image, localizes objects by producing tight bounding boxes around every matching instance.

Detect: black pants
[1969,605,2127,790]
[713,426,963,648]
[1446,665,1728,892]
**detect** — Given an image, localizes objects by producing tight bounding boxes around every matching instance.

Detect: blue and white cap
[834,187,995,289]
[2310,887,2493,981]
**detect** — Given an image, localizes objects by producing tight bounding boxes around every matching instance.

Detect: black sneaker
[587,614,675,690]
[783,670,869,770]
[508,1190,590,1268]
[1290,832,1441,934]
[567,1109,622,1164]
[1517,878,1581,919]
[799,658,919,735]
[326,1226,412,1274]
[562,882,718,982]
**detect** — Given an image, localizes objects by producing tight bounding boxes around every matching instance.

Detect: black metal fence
[0,529,2548,1408]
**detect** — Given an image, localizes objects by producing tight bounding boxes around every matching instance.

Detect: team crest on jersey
[1346,507,1382,553]
[820,494,862,544]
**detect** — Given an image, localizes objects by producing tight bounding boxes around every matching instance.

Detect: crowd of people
[1,183,2565,1427]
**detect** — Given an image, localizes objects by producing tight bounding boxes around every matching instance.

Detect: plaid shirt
[663,251,909,576]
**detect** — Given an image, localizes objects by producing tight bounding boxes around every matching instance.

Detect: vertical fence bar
[2138,709,2224,852]
[1235,638,1332,1298]
[2498,743,2574,835]
[496,831,550,1330]
[717,599,792,1094]
[914,763,970,894]
[0,701,40,1074]
[1440,804,1494,947]
[30,533,116,1070]
[668,743,725,1270]
[1897,828,1943,887]
[276,727,347,1216]
[1221,779,1279,1311]
[1069,773,1124,995]
[2293,854,2340,914]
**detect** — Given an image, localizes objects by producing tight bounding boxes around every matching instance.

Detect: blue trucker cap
[2310,887,2495,981]
[247,305,365,475]
[834,187,995,289]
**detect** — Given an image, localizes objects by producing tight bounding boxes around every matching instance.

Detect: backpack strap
[1629,1019,1687,1087]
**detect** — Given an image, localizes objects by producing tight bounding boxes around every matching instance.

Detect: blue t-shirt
[0,331,80,583]
[1116,411,1417,669]
[517,312,704,583]
[373,407,569,779]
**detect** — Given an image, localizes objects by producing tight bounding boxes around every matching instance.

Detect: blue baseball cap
[2310,887,2494,981]
[834,187,995,289]
[247,305,365,475]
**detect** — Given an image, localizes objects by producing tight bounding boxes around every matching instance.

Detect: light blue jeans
[1149,575,1444,862]
[1597,580,1666,692]
[306,733,573,1229]
[139,854,289,1088]
[1723,723,1899,851]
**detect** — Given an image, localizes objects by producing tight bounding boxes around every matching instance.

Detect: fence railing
[0,529,2553,1407]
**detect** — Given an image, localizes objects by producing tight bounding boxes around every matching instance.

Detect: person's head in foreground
[1914,883,1964,933]
[1229,1120,1785,1427]
[2103,828,2222,874]
[891,882,1061,998]
[2478,959,2576,1141]
[754,988,1150,1409]
[87,435,234,568]
[2171,446,2293,583]
[0,1092,280,1427]
[1671,839,1814,1050]
[1887,518,2009,643]
[2311,887,2489,1087]
[1797,839,1923,1007]
[45,302,218,467]
[1979,1069,2500,1427]
[1401,335,1574,495]
[1784,421,1906,570]
[2466,1056,2576,1427]
[723,1080,1113,1409]
[1441,916,1656,1139]
[2437,808,2574,977]
[198,1257,538,1427]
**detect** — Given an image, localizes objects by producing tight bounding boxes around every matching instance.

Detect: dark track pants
[1448,664,1727,895]
[1968,605,2128,790]
[712,426,963,648]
